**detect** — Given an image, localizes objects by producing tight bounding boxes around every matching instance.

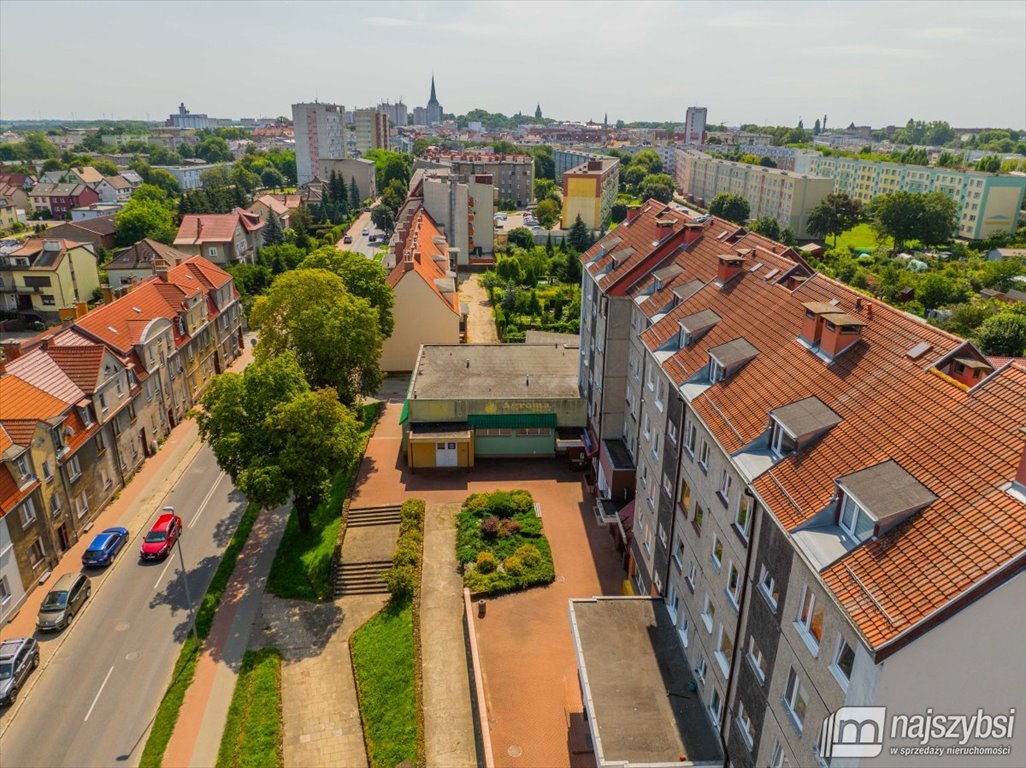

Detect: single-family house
[44,215,117,251]
[173,208,265,265]
[247,194,293,229]
[29,183,100,219]
[93,175,134,204]
[105,239,190,288]
[0,239,102,320]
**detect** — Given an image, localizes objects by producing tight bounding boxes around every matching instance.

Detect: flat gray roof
[524,330,580,348]
[679,309,721,334]
[838,459,937,521]
[570,598,723,767]
[709,337,759,369]
[410,344,581,401]
[771,396,842,439]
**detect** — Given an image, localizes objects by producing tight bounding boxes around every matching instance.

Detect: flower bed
[456,490,555,595]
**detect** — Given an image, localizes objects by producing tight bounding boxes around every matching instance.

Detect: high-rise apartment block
[378,100,408,128]
[684,106,708,145]
[354,108,390,155]
[417,151,535,208]
[561,157,620,230]
[292,102,346,186]
[675,149,834,238]
[808,155,1026,239]
[573,199,1026,768]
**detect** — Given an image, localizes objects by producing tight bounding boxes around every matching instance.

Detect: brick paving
[350,380,627,768]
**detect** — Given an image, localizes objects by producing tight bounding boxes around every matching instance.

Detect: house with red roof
[1,239,102,322]
[569,200,1026,768]
[28,183,100,219]
[173,208,265,265]
[380,207,464,371]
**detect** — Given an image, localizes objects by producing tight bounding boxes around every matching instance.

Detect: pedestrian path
[162,502,290,767]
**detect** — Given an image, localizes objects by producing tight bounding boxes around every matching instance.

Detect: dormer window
[769,419,797,456]
[838,494,867,539]
[679,328,692,348]
[768,397,841,456]
[706,338,759,383]
[678,309,720,349]
[709,357,725,383]
[835,460,937,541]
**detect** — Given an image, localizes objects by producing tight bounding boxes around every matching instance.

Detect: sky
[1,0,1024,129]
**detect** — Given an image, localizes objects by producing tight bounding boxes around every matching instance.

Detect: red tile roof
[73,280,189,353]
[386,208,460,316]
[6,348,86,404]
[44,346,106,393]
[174,208,263,245]
[0,375,68,420]
[629,209,1026,650]
[1,420,37,448]
[0,464,37,515]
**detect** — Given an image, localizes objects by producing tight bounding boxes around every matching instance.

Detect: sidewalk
[162,503,290,768]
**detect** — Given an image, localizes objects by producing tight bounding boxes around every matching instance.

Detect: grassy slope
[266,401,382,601]
[215,648,283,768]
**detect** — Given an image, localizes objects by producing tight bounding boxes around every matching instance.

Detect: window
[99,391,108,412]
[207,246,218,259]
[693,503,705,534]
[0,576,11,605]
[678,614,690,648]
[701,593,715,632]
[727,562,741,608]
[67,455,82,482]
[646,365,655,391]
[830,637,856,689]
[673,538,685,570]
[747,636,768,681]
[684,418,697,455]
[20,497,37,527]
[74,492,89,518]
[796,585,824,652]
[718,470,732,505]
[715,624,733,676]
[51,491,62,514]
[736,702,756,748]
[759,565,780,610]
[711,534,723,569]
[735,493,754,540]
[79,406,93,427]
[783,668,809,732]
[686,561,698,591]
[679,479,692,515]
[15,455,30,480]
[42,295,56,306]
[666,583,680,621]
[128,402,137,422]
[28,539,45,568]
[838,493,870,539]
[657,523,668,548]
[95,430,106,452]
[667,419,678,444]
[679,327,692,348]
[770,741,787,768]
[709,686,723,724]
[698,440,710,470]
[709,357,725,383]
[655,377,665,411]
[42,460,53,481]
[116,378,125,399]
[662,473,672,496]
[642,413,651,440]
[695,655,707,684]
[101,467,112,490]
[651,432,660,461]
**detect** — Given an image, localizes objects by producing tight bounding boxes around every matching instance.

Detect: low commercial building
[675,149,834,238]
[316,157,377,203]
[808,155,1026,239]
[152,164,229,191]
[562,156,620,230]
[401,342,585,469]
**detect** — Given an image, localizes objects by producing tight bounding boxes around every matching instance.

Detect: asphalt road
[0,445,245,768]
[336,210,385,261]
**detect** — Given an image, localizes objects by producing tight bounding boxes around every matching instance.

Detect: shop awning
[467,413,557,429]
[399,401,409,425]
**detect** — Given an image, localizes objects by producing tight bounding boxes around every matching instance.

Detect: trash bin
[478,599,486,618]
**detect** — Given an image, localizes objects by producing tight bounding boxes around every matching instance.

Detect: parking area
[351,383,627,767]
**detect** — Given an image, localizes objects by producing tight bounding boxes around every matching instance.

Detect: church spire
[535,102,542,120]
[428,74,438,106]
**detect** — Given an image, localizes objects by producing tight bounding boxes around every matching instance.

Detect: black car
[0,637,40,706]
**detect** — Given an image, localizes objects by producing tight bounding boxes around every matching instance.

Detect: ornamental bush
[476,551,498,574]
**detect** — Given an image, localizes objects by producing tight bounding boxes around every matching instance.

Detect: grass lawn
[266,401,382,601]
[139,499,263,768]
[456,490,555,595]
[215,648,283,768]
[831,223,893,253]
[373,245,388,264]
[350,600,418,768]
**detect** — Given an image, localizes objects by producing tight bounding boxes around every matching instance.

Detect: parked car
[361,228,369,236]
[0,637,39,706]
[140,509,182,561]
[36,572,90,632]
[342,234,353,244]
[81,527,129,568]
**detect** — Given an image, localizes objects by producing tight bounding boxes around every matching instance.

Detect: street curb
[0,431,204,738]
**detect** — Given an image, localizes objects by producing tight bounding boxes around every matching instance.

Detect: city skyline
[1,0,1024,129]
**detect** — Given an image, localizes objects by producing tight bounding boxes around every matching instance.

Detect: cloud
[807,42,932,60]
[912,26,980,42]
[363,16,412,27]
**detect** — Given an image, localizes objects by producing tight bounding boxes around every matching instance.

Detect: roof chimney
[75,302,89,318]
[196,218,204,238]
[154,257,169,282]
[2,340,22,362]
[820,312,867,359]
[716,254,745,285]
[626,204,642,223]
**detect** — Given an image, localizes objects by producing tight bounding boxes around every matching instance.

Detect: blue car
[81,527,129,568]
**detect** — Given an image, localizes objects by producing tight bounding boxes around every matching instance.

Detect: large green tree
[567,214,594,252]
[370,204,395,235]
[263,211,285,246]
[709,193,751,225]
[114,184,177,245]
[198,352,361,533]
[535,198,561,229]
[869,191,957,252]
[748,216,781,240]
[637,173,674,204]
[807,192,863,246]
[975,312,1026,356]
[298,246,395,337]
[249,269,384,405]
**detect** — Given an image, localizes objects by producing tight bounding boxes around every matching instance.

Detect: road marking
[84,665,114,722]
[189,470,226,530]
[153,558,173,590]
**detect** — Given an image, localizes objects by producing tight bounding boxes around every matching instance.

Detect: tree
[250,269,384,405]
[868,191,956,251]
[501,280,519,312]
[806,193,863,246]
[263,211,285,246]
[749,216,781,240]
[918,192,958,246]
[115,188,177,246]
[621,164,648,194]
[370,204,395,236]
[350,177,361,210]
[975,155,1002,173]
[813,118,821,136]
[709,193,751,225]
[568,214,594,252]
[198,352,361,533]
[975,312,1026,356]
[260,166,286,190]
[363,149,411,191]
[637,173,674,204]
[495,256,523,284]
[534,178,558,202]
[915,273,956,310]
[779,228,797,246]
[532,146,555,180]
[91,159,119,177]
[148,168,181,196]
[226,263,272,296]
[492,141,517,155]
[380,178,407,216]
[610,201,627,223]
[194,135,232,163]
[631,149,662,174]
[298,246,395,337]
[506,227,535,250]
[535,198,560,229]
[258,243,306,274]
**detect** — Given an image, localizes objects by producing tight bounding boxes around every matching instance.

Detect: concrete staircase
[332,505,402,598]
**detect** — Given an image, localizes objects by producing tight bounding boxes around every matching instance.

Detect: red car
[140,509,182,561]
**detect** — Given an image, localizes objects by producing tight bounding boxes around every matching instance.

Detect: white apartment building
[684,107,708,145]
[292,102,346,186]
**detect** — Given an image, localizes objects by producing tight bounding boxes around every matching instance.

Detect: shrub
[475,551,498,574]
[498,519,521,538]
[391,539,420,568]
[479,516,500,538]
[503,555,525,577]
[399,499,425,530]
[515,543,541,566]
[385,565,417,601]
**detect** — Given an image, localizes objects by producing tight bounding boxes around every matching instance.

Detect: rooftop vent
[906,342,933,360]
